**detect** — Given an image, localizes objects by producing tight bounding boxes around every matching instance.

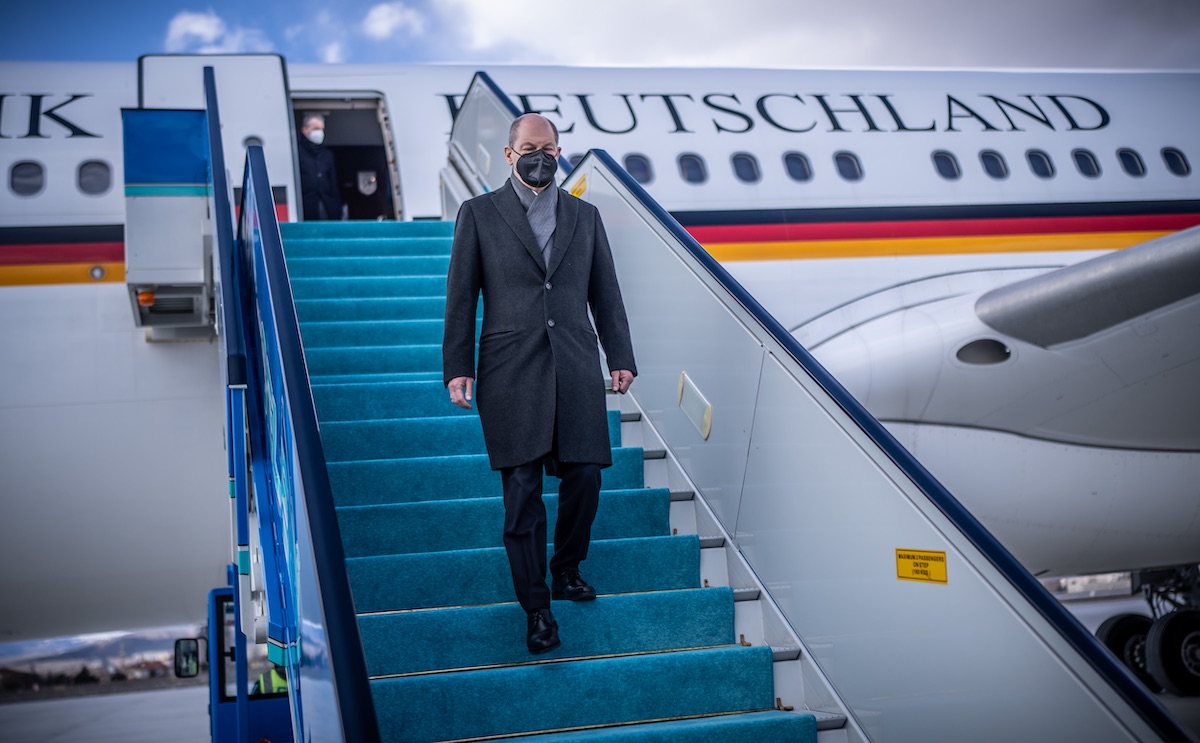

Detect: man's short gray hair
[302,113,326,129]
[508,113,559,148]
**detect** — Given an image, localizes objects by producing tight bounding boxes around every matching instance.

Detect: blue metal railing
[229,145,381,742]
[203,66,253,742]
[577,148,1188,743]
[205,67,245,387]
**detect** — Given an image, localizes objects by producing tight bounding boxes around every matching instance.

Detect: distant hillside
[0,625,202,668]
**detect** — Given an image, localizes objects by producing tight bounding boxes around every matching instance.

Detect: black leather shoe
[551,569,597,601]
[526,608,560,655]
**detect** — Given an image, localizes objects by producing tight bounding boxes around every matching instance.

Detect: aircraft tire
[1147,609,1200,697]
[1096,613,1161,692]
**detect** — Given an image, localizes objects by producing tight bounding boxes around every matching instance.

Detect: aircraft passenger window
[10,161,45,197]
[783,152,812,182]
[1072,149,1101,178]
[1117,149,1146,177]
[980,150,1009,180]
[623,154,654,184]
[731,153,761,183]
[1026,150,1055,179]
[1162,148,1191,176]
[678,154,707,184]
[834,152,863,182]
[932,151,961,180]
[77,160,112,195]
[568,153,585,168]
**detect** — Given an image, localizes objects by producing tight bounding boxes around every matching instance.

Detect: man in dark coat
[443,113,636,655]
[296,113,342,220]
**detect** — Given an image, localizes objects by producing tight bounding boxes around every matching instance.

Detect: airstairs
[199,67,1190,742]
[281,217,824,741]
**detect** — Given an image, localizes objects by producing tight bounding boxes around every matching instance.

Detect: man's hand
[611,370,634,394]
[448,376,474,409]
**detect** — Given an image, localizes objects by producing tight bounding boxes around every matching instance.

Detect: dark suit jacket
[297,136,341,220]
[443,182,637,470]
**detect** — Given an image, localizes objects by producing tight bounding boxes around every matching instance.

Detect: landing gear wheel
[1096,613,1161,692]
[1147,609,1200,696]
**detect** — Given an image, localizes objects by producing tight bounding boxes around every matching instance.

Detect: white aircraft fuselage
[0,59,1196,640]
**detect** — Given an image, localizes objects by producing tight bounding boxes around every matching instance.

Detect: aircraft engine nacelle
[120,108,214,337]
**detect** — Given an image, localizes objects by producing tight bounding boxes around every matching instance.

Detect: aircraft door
[292,96,402,220]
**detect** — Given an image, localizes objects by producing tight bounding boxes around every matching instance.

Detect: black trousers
[500,458,601,612]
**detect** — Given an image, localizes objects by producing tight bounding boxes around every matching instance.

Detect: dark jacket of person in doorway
[297,113,342,220]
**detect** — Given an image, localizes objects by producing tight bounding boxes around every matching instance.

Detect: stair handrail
[563,149,1187,743]
[204,66,245,387]
[233,145,381,743]
[204,67,255,740]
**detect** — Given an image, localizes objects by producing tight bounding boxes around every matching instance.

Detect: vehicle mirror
[175,638,201,678]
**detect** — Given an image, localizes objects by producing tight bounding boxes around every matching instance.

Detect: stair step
[299,319,450,348]
[304,343,442,377]
[501,710,817,742]
[280,219,454,239]
[809,709,848,731]
[313,379,474,421]
[295,296,448,321]
[360,588,734,677]
[348,535,700,613]
[287,255,450,277]
[320,410,622,462]
[309,370,445,385]
[292,276,452,301]
[283,236,452,258]
[771,645,802,661]
[338,488,671,558]
[326,447,647,507]
[322,413,486,461]
[370,645,783,743]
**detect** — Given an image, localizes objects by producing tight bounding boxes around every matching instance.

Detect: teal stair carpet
[281,220,816,742]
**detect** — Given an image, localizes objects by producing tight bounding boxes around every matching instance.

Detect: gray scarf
[511,173,557,269]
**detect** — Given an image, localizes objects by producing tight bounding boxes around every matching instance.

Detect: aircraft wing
[803,225,1200,452]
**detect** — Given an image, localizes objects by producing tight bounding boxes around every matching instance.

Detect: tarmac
[0,685,209,742]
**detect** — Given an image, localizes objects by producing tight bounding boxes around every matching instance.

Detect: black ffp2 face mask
[515,150,558,188]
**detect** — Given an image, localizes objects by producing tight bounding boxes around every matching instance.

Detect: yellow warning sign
[896,549,948,584]
[569,174,588,197]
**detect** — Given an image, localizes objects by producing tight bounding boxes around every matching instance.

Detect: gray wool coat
[442,181,637,470]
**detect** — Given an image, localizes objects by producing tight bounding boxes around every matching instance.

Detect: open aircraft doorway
[292,95,402,221]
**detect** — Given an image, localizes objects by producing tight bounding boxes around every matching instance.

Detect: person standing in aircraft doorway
[297,113,343,220]
[443,113,637,655]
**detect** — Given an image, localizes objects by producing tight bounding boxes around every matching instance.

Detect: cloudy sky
[3,0,1199,69]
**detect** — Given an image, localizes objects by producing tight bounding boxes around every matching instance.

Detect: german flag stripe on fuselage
[3,200,1198,285]
[673,199,1200,262]
[0,225,125,286]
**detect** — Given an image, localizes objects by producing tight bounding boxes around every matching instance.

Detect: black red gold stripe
[0,225,125,286]
[674,200,1200,261]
